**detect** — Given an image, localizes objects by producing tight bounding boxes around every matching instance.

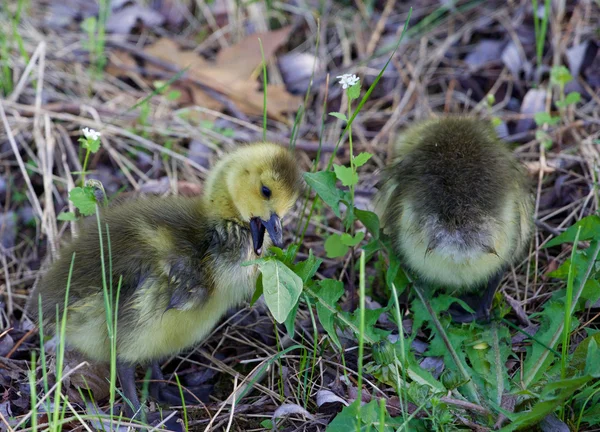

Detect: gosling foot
[146,410,184,432]
[447,270,504,324]
[148,361,212,406]
[156,384,213,406]
[448,294,492,323]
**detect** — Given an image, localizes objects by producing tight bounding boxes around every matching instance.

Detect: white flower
[82,127,101,141]
[336,73,360,89]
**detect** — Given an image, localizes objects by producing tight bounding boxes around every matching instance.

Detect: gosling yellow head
[27,142,302,417]
[375,117,533,321]
[203,142,302,255]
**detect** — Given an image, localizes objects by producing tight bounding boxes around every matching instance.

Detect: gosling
[375,117,533,322]
[27,142,302,416]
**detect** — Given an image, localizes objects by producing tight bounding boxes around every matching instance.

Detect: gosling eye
[261,185,272,199]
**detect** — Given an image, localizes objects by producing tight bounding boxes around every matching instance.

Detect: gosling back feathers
[376,117,533,290]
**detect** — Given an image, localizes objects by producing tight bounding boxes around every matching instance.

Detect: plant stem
[347,98,355,213]
[356,250,366,431]
[81,148,91,187]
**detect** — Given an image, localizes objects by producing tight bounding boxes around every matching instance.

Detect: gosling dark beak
[249,213,283,255]
[262,213,283,249]
[250,217,266,255]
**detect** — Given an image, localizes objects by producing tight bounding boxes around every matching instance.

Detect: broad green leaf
[354,208,380,239]
[333,164,358,187]
[250,273,263,306]
[523,301,564,386]
[292,249,322,283]
[57,211,77,221]
[324,234,349,258]
[284,297,301,338]
[257,259,303,323]
[303,171,343,217]
[581,279,600,306]
[327,400,359,431]
[347,82,361,101]
[585,338,600,378]
[546,215,600,246]
[353,152,372,167]
[346,307,388,343]
[69,186,97,216]
[329,112,347,122]
[315,279,344,349]
[572,333,600,376]
[340,231,364,247]
[498,376,593,432]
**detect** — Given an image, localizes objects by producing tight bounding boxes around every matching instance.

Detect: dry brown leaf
[215,26,293,83]
[144,38,209,69]
[105,50,138,78]
[143,28,301,120]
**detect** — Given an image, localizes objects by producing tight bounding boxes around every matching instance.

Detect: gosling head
[204,142,303,255]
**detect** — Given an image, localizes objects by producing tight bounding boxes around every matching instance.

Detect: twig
[0,101,45,222]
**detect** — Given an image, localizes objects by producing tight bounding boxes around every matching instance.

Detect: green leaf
[333,164,358,187]
[535,129,553,150]
[354,208,380,239]
[324,234,349,258]
[556,91,581,107]
[78,136,100,153]
[545,215,600,246]
[284,298,301,338]
[80,16,97,34]
[523,300,564,386]
[257,259,303,323]
[498,376,593,432]
[57,211,77,221]
[329,112,347,122]
[346,307,388,343]
[315,280,344,350]
[353,152,372,167]
[292,250,322,283]
[572,333,600,376]
[550,65,573,86]
[327,400,359,431]
[347,82,361,101]
[585,338,600,378]
[581,279,600,306]
[303,171,343,217]
[167,90,182,101]
[250,273,263,306]
[340,231,365,247]
[69,186,97,216]
[534,112,560,126]
[260,419,274,429]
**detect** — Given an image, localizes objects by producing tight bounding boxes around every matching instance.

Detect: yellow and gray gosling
[27,142,302,416]
[375,117,533,322]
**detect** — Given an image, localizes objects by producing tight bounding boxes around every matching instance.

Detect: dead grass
[1,0,600,430]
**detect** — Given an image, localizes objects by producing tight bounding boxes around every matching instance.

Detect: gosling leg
[149,360,164,401]
[448,270,504,323]
[117,361,141,418]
